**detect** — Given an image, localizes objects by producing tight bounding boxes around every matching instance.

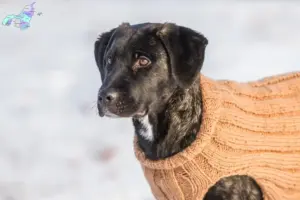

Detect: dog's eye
[134,53,151,67]
[138,56,150,66]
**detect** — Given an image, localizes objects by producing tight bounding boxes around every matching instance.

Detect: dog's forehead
[109,23,162,54]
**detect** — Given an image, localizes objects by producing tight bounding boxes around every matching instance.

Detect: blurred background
[0,0,299,199]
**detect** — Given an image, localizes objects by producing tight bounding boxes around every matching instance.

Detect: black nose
[98,89,118,104]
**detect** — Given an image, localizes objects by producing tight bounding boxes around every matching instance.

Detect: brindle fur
[133,77,202,160]
[204,175,263,200]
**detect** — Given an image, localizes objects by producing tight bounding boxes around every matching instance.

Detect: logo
[2,2,42,30]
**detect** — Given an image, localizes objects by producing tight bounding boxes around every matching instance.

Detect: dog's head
[94,22,208,118]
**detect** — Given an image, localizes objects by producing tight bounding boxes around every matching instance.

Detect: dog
[94,22,266,200]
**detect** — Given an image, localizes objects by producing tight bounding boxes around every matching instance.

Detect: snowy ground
[0,0,299,199]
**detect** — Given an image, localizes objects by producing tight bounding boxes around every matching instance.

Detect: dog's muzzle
[97,88,119,117]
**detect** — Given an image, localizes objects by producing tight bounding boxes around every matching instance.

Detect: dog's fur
[94,22,263,200]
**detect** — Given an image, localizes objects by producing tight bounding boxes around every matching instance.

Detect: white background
[0,1,299,199]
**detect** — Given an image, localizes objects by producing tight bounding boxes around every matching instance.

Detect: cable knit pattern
[134,71,300,200]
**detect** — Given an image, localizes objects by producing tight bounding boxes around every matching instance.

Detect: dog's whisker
[90,102,99,114]
[77,101,100,116]
[90,101,97,109]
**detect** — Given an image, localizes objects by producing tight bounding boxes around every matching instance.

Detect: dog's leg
[203,175,263,200]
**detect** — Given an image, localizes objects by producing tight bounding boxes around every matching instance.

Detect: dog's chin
[98,108,120,118]
[104,111,121,118]
[102,109,148,119]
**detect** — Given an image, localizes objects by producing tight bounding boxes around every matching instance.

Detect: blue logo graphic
[2,2,42,30]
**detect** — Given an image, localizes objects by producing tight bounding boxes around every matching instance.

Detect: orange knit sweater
[134,72,300,200]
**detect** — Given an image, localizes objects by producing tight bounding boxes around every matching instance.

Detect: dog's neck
[133,78,202,160]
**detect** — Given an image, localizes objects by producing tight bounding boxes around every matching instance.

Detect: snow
[0,0,299,199]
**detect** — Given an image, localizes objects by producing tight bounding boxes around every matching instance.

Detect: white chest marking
[139,115,154,141]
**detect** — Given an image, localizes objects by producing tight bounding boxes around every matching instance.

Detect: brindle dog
[94,22,263,200]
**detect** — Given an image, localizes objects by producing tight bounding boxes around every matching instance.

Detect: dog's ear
[94,28,116,81]
[157,23,208,88]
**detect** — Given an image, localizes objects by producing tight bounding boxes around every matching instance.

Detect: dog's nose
[98,89,118,104]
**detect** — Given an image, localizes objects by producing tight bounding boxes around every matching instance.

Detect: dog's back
[135,71,300,200]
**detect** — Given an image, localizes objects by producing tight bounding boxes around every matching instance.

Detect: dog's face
[94,23,208,118]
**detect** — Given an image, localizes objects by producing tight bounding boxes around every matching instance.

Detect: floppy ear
[157,23,208,88]
[94,28,116,82]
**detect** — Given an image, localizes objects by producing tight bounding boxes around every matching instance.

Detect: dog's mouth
[103,110,120,118]
[99,106,148,118]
